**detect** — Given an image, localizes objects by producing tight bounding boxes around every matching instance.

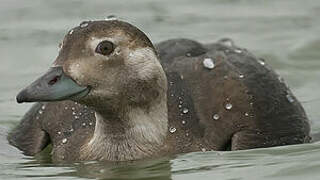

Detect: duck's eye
[95,40,114,56]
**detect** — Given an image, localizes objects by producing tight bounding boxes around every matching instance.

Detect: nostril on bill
[48,75,61,85]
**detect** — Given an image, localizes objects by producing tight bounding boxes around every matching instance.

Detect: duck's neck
[81,97,168,161]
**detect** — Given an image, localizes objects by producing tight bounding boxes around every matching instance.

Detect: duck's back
[156,39,310,152]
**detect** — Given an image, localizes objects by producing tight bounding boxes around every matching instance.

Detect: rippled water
[1,0,320,179]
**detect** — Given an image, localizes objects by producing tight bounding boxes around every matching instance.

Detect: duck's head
[17,20,167,112]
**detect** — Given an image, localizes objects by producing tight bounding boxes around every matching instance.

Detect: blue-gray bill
[16,66,90,103]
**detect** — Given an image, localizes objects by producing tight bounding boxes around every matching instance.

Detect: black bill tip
[16,89,27,103]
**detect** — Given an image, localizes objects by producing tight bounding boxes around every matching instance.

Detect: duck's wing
[156,39,232,151]
[8,103,50,156]
[156,39,246,151]
[156,38,310,151]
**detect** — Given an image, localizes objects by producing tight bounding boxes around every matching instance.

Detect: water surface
[1,0,320,179]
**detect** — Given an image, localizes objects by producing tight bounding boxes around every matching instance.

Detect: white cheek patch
[68,63,84,82]
[126,47,162,80]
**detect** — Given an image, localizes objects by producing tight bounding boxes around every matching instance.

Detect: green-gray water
[1,0,320,179]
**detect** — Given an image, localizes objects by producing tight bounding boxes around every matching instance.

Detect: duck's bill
[16,66,90,103]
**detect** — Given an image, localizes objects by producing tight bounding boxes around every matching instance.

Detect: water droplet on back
[203,58,215,69]
[182,108,189,114]
[258,59,265,65]
[80,22,89,28]
[169,127,176,133]
[286,93,295,103]
[213,114,220,120]
[62,138,67,144]
[69,29,74,35]
[234,49,242,53]
[225,103,233,110]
